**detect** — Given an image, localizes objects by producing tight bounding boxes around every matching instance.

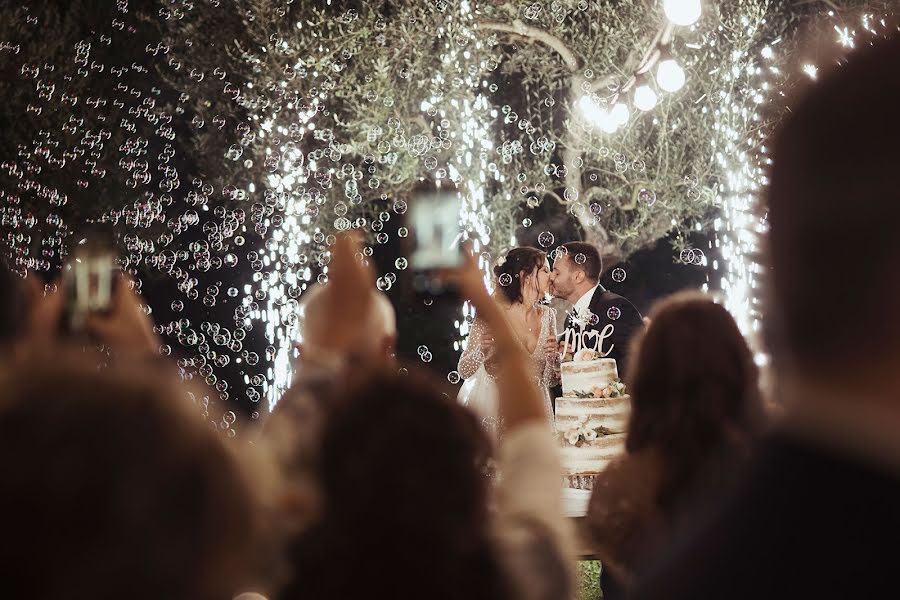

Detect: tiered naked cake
[556,349,631,489]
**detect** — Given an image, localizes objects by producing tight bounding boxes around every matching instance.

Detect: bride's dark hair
[492,247,546,304]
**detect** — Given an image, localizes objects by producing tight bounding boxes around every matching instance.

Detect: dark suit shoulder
[590,289,643,320]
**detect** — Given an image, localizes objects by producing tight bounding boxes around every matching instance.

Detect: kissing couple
[457,241,643,437]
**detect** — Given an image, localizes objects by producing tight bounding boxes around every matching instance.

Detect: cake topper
[559,324,615,361]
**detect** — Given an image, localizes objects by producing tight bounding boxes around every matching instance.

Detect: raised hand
[24,274,65,345]
[85,275,159,357]
[303,232,376,355]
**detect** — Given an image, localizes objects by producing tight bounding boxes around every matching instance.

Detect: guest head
[0,350,259,600]
[550,241,601,303]
[296,283,397,363]
[493,246,549,305]
[626,291,763,512]
[278,368,511,600]
[765,35,900,387]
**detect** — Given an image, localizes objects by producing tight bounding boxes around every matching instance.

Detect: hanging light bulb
[657,58,686,92]
[580,95,618,133]
[610,102,630,127]
[633,82,658,111]
[598,111,618,133]
[663,0,702,27]
[579,95,603,123]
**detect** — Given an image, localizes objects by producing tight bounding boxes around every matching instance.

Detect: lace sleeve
[457,316,487,380]
[541,306,561,388]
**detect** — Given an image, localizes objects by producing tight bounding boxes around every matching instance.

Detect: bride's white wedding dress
[457,304,560,437]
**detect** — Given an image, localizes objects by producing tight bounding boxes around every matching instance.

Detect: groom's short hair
[561,242,601,283]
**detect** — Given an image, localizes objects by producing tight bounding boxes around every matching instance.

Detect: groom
[550,241,644,379]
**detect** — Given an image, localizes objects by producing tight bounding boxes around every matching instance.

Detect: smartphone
[61,224,118,334]
[406,180,464,300]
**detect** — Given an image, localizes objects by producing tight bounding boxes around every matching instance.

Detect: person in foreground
[457,247,559,435]
[273,235,575,600]
[587,291,764,598]
[0,350,260,600]
[634,32,900,600]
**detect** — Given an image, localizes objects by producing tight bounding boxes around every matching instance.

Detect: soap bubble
[574,253,586,265]
[498,273,513,286]
[607,307,621,320]
[611,268,626,282]
[550,246,569,261]
[447,371,461,384]
[537,231,555,248]
[638,188,656,206]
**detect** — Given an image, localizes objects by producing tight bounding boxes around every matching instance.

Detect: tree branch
[474,20,580,71]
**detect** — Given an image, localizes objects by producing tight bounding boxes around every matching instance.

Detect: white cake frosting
[556,395,631,434]
[560,358,619,397]
[556,353,631,478]
[558,433,627,475]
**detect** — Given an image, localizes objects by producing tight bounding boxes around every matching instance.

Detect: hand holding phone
[84,275,160,358]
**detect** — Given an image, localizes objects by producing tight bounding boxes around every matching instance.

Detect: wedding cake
[555,349,631,486]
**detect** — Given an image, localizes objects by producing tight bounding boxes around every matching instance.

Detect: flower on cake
[562,422,615,446]
[576,379,627,399]
[574,349,600,362]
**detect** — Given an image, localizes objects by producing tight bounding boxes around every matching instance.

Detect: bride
[457,247,560,436]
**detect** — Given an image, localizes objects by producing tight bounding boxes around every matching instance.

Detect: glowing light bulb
[610,102,630,126]
[580,95,618,132]
[657,59,686,92]
[633,84,658,111]
[663,0,702,27]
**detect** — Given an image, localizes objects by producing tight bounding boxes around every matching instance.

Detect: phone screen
[61,226,118,334]
[409,190,463,270]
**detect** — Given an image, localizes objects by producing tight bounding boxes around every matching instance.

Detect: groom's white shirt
[571,285,598,327]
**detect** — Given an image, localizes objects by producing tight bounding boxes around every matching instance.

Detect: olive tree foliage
[4,0,881,269]
[154,0,818,265]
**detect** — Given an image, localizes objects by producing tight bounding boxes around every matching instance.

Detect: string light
[715,9,895,370]
[446,0,500,355]
[657,57,686,92]
[577,2,698,132]
[633,81,659,111]
[664,0,703,27]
